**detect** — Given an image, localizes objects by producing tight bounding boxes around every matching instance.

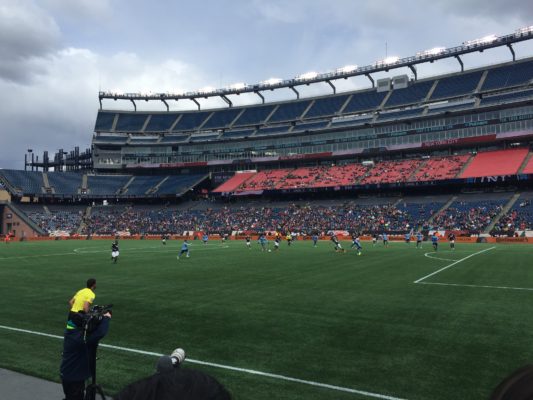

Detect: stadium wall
[1,204,41,239]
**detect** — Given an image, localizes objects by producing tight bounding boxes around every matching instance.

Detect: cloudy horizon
[1,0,532,169]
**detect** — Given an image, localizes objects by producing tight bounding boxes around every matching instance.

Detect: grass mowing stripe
[414,247,496,284]
[418,282,533,291]
[0,324,407,400]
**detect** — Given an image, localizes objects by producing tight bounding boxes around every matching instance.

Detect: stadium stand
[233,105,276,126]
[86,175,132,196]
[115,113,149,132]
[47,172,82,195]
[459,148,529,178]
[360,159,424,184]
[481,59,533,91]
[0,170,44,195]
[385,81,433,108]
[268,101,311,123]
[412,155,470,181]
[213,172,255,193]
[304,95,350,118]
[430,71,483,100]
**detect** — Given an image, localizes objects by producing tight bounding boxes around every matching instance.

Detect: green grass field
[1,238,533,399]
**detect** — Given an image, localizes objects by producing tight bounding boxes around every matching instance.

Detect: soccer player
[350,234,362,256]
[382,233,389,247]
[416,232,423,249]
[258,234,268,251]
[372,233,378,246]
[202,234,208,245]
[3,234,9,244]
[177,240,190,259]
[448,232,456,250]
[312,234,318,247]
[245,235,251,249]
[111,241,119,264]
[274,236,281,251]
[161,234,167,245]
[431,233,439,251]
[286,233,292,246]
[404,232,411,244]
[331,235,345,253]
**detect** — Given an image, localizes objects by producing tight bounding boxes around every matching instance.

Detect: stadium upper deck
[93,55,533,171]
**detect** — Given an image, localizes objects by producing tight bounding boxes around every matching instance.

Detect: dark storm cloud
[0,0,60,83]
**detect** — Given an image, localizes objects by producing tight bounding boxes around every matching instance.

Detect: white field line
[418,281,533,292]
[0,324,406,400]
[0,246,229,260]
[414,246,496,284]
[423,252,458,262]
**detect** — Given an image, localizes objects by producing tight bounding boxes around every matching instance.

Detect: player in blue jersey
[258,234,268,252]
[416,232,424,249]
[405,232,411,244]
[312,234,318,247]
[350,234,362,256]
[382,233,389,247]
[202,234,208,245]
[431,233,439,251]
[177,240,190,260]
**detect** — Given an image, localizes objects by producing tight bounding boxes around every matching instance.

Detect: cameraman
[60,308,111,400]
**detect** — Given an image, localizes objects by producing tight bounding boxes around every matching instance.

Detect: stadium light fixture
[463,34,497,46]
[230,82,247,90]
[261,78,282,86]
[296,71,319,81]
[198,86,216,94]
[375,56,399,66]
[336,65,358,74]
[416,47,445,57]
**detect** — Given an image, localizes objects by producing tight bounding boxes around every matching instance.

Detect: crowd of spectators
[27,209,83,234]
[492,199,533,234]
[431,200,506,234]
[80,203,433,236]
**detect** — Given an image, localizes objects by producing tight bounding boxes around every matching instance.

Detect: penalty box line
[0,324,407,400]
[414,246,496,284]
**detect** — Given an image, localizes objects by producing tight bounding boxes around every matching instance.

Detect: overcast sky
[0,0,532,169]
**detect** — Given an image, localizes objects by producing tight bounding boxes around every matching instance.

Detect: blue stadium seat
[304,95,350,118]
[156,175,207,195]
[115,113,149,132]
[342,90,387,114]
[87,175,131,196]
[0,170,44,195]
[482,60,533,91]
[202,109,242,130]
[94,112,116,131]
[47,172,82,195]
[172,111,211,131]
[233,105,276,126]
[385,81,433,107]
[159,135,190,143]
[125,176,161,195]
[268,100,311,123]
[430,71,483,100]
[145,114,179,132]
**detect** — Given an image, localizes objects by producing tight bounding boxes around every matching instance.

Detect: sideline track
[0,324,406,400]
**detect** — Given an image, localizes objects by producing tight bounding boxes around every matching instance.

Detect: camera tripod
[85,346,106,400]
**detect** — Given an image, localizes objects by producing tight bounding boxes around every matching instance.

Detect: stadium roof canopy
[99,27,533,111]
